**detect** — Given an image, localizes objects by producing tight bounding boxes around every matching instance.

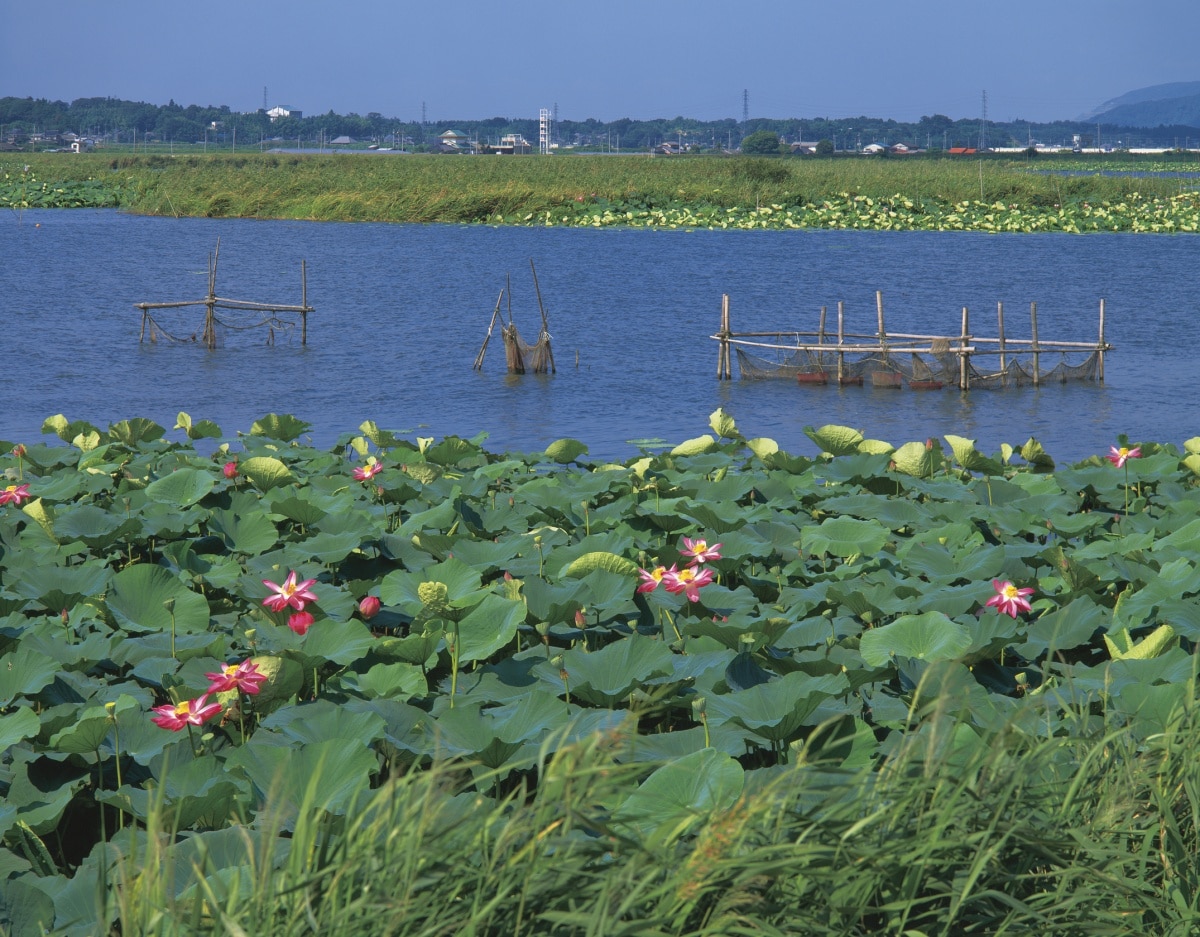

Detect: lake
[2,209,1196,463]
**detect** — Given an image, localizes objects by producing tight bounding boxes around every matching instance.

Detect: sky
[4,0,1199,125]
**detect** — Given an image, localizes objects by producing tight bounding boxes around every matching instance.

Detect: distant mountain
[1082,82,1200,127]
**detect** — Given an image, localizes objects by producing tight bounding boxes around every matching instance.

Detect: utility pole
[978,90,988,151]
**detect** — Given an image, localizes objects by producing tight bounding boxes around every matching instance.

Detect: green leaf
[544,438,589,463]
[1104,624,1178,661]
[0,708,40,750]
[709,407,741,440]
[804,424,865,456]
[106,564,211,634]
[670,435,717,456]
[145,468,216,507]
[107,418,166,446]
[0,648,59,706]
[456,593,525,662]
[238,456,294,491]
[562,551,638,578]
[944,434,1004,475]
[859,611,973,665]
[801,516,889,558]
[891,440,944,478]
[612,748,744,840]
[249,413,311,441]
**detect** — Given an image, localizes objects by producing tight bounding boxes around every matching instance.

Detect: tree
[815,138,834,156]
[741,130,782,155]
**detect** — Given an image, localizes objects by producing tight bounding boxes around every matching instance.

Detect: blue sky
[4,0,1198,124]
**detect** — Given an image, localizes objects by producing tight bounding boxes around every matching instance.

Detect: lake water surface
[2,209,1196,462]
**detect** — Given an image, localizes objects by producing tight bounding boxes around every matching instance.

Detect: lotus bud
[223,461,238,479]
[359,595,381,620]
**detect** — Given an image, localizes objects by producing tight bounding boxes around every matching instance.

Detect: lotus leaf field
[5,409,1200,933]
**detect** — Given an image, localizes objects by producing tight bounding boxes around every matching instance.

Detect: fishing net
[502,322,554,374]
[734,346,1101,388]
[140,310,303,348]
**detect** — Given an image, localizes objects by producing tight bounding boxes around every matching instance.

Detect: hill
[1084,81,1200,127]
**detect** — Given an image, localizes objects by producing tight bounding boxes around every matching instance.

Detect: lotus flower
[637,565,668,593]
[262,571,319,612]
[150,694,222,731]
[0,483,31,506]
[288,611,316,635]
[358,595,381,620]
[663,565,715,602]
[223,461,238,479]
[1105,445,1141,468]
[353,460,383,481]
[986,579,1034,618]
[681,536,722,566]
[205,659,267,695]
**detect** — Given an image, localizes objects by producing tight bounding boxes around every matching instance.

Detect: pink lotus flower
[353,460,383,481]
[204,659,267,695]
[223,461,238,479]
[0,483,31,506]
[150,694,222,731]
[663,565,715,602]
[1105,445,1141,468]
[287,611,316,635]
[681,536,722,566]
[637,565,668,593]
[986,579,1034,618]
[358,595,381,620]
[262,571,319,613]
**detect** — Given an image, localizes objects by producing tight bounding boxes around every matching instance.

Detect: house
[329,136,355,145]
[947,146,978,155]
[862,143,887,154]
[788,141,822,154]
[889,143,917,155]
[436,130,475,153]
[266,106,302,121]
[490,133,532,155]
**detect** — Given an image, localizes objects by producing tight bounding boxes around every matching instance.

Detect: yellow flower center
[3,485,16,494]
[1002,584,1019,599]
[174,702,191,716]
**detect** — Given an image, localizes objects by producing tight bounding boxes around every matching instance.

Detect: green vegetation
[5,410,1200,933]
[4,151,1200,232]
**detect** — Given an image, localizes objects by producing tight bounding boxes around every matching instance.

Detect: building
[436,130,475,153]
[266,106,302,121]
[491,133,532,154]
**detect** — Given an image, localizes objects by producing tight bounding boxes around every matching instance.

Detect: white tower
[539,108,551,154]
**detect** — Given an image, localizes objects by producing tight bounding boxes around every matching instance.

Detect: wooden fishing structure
[713,291,1111,390]
[473,259,556,374]
[136,239,313,349]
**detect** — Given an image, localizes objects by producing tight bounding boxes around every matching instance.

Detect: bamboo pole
[959,306,970,391]
[474,290,505,370]
[1030,301,1040,386]
[529,259,556,374]
[718,294,732,379]
[837,301,845,383]
[997,301,1006,376]
[301,259,308,345]
[1098,298,1106,383]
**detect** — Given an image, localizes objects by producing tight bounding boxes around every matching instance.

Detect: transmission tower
[742,89,749,125]
[263,86,268,110]
[979,90,988,151]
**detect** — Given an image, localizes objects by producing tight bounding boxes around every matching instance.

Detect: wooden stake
[1030,301,1040,386]
[529,259,555,374]
[959,306,970,391]
[837,301,845,383]
[301,259,308,345]
[1098,298,1106,383]
[997,301,1006,376]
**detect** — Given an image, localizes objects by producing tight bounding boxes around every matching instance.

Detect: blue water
[2,209,1197,463]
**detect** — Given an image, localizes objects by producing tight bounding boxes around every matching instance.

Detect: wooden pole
[717,294,731,379]
[529,259,556,374]
[474,290,505,370]
[1098,298,1106,383]
[837,300,845,383]
[997,301,1006,377]
[876,290,885,343]
[297,262,307,345]
[1030,301,1040,386]
[959,306,970,390]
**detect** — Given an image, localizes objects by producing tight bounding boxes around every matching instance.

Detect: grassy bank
[3,410,1200,933]
[4,151,1200,231]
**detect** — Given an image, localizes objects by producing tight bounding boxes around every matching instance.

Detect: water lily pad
[859,612,973,666]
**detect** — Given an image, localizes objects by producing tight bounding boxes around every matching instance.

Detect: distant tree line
[2,96,1197,151]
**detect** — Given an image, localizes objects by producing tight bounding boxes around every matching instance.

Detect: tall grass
[108,679,1200,937]
[10,151,1193,224]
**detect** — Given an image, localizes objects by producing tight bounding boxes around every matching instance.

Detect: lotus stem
[449,620,460,708]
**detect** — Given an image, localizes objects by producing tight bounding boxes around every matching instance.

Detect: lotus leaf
[298,619,376,666]
[0,879,56,937]
[560,634,677,706]
[336,663,427,700]
[670,435,717,456]
[106,564,211,634]
[0,648,60,705]
[804,424,865,456]
[0,709,40,751]
[562,551,637,579]
[859,612,973,666]
[544,438,589,463]
[891,440,945,478]
[611,748,744,840]
[709,407,741,441]
[707,670,850,743]
[206,504,279,555]
[801,516,889,558]
[455,593,526,662]
[237,455,294,491]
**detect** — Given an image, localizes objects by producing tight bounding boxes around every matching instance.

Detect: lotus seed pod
[417,580,450,613]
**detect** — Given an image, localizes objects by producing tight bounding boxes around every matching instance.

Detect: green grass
[5,151,1199,229]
